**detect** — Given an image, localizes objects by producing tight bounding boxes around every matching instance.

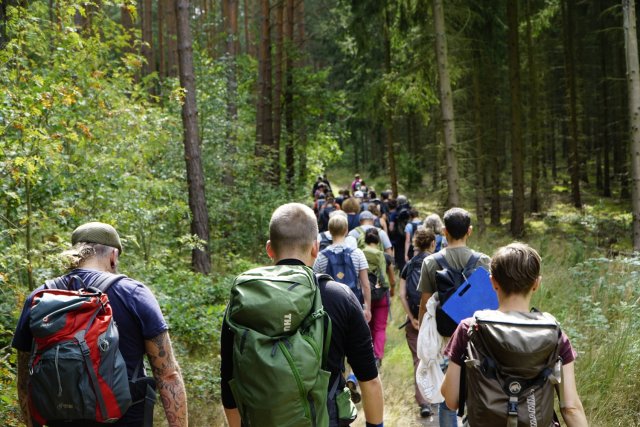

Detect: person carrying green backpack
[220,203,384,427]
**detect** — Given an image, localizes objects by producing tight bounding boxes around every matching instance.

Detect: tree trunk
[600,0,611,197]
[526,0,540,213]
[284,0,295,192]
[158,0,166,79]
[255,0,276,183]
[222,0,239,186]
[121,4,134,52]
[508,0,525,237]
[142,0,155,77]
[175,0,211,274]
[432,0,460,207]
[274,1,284,187]
[562,0,582,208]
[623,0,640,250]
[472,59,486,233]
[384,4,398,197]
[166,0,179,77]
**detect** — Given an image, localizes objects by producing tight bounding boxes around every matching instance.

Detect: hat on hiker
[72,222,123,253]
[359,210,376,221]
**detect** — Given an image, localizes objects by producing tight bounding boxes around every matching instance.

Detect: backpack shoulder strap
[432,251,451,270]
[90,273,127,293]
[44,276,69,290]
[463,251,481,273]
[313,273,332,370]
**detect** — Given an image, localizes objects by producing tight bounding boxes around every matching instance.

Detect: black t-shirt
[220,259,378,409]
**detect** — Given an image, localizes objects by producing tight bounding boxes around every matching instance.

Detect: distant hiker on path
[220,203,384,427]
[441,243,588,427]
[13,222,188,427]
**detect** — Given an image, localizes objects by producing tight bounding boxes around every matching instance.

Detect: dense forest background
[2,0,640,425]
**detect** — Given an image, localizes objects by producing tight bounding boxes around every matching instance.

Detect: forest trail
[353,298,461,427]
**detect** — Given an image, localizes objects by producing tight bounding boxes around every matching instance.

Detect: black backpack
[432,251,481,337]
[318,205,335,232]
[390,206,410,241]
[319,231,333,251]
[404,252,428,318]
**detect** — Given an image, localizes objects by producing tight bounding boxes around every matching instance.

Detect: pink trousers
[368,293,390,359]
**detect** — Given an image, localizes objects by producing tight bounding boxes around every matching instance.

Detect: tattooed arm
[145,331,188,427]
[17,351,34,427]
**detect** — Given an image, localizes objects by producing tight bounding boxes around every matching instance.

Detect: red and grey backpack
[27,273,132,425]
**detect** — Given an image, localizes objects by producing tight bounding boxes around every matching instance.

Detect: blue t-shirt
[12,269,168,426]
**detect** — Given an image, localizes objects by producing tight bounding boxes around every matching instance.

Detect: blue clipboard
[441,267,498,323]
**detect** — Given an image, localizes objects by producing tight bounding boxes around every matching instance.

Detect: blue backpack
[322,247,361,303]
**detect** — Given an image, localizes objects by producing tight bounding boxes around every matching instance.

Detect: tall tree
[526,0,540,212]
[623,0,640,250]
[222,0,239,186]
[384,3,398,197]
[175,0,211,273]
[561,0,582,208]
[165,0,178,77]
[273,0,284,185]
[472,58,486,233]
[599,0,611,197]
[284,0,295,191]
[508,0,525,237]
[255,0,276,182]
[141,0,155,77]
[432,0,460,207]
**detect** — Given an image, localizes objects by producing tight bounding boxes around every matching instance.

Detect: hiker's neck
[79,259,114,273]
[445,238,467,248]
[498,294,532,313]
[272,252,314,267]
[332,235,346,244]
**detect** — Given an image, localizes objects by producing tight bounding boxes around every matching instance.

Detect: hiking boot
[420,404,432,418]
[346,374,361,404]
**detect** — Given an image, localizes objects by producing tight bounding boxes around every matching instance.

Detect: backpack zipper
[277,340,311,420]
[55,344,62,397]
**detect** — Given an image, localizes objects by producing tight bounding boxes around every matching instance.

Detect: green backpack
[225,265,332,427]
[354,226,385,253]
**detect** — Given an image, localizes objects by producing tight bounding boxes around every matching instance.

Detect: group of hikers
[10,172,589,427]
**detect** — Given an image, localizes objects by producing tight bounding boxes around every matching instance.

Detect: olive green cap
[71,222,123,253]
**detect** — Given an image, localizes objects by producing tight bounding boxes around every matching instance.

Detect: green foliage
[147,269,233,354]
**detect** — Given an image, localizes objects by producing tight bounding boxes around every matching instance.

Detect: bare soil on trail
[352,298,462,427]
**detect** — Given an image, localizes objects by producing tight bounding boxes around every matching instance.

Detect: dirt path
[351,296,462,427]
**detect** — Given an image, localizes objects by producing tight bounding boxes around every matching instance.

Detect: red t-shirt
[444,315,577,367]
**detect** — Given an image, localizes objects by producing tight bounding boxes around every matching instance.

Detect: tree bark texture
[562,0,582,208]
[384,4,398,197]
[508,0,525,237]
[472,60,486,233]
[284,0,295,192]
[175,0,211,274]
[223,0,239,186]
[256,0,276,183]
[526,0,540,213]
[432,0,460,207]
[274,1,284,186]
[599,0,611,197]
[623,0,640,250]
[166,0,179,78]
[142,0,155,77]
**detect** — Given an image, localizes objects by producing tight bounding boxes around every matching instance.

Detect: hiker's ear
[467,225,473,238]
[310,239,319,260]
[109,249,119,269]
[490,275,500,292]
[531,276,542,293]
[266,240,276,260]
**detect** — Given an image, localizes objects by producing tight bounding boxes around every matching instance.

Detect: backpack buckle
[507,396,518,416]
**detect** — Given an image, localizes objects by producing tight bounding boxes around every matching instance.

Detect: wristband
[365,423,383,427]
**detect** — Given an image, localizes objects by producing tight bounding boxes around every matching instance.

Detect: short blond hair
[328,214,348,238]
[269,203,318,255]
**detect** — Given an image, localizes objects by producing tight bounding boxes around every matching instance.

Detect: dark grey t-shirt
[417,246,491,294]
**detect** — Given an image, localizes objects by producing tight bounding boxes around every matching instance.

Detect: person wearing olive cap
[12,222,188,427]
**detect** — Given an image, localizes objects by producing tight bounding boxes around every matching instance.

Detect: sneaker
[420,404,432,418]
[346,374,361,404]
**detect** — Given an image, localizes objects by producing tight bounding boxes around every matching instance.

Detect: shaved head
[269,203,318,256]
